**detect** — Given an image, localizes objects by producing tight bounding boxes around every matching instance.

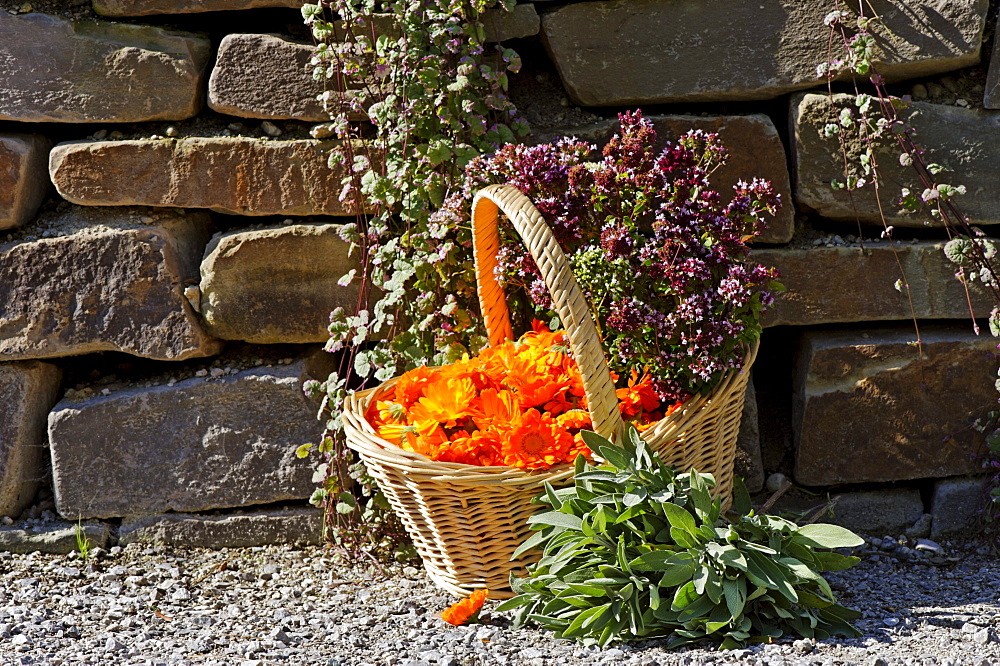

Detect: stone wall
[1,0,998,550]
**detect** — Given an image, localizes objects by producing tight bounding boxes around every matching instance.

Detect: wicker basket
[341,184,757,598]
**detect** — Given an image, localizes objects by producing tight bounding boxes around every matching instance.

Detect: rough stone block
[986,26,1000,109]
[0,522,109,554]
[0,207,219,361]
[48,352,333,519]
[0,362,62,518]
[118,507,323,548]
[208,34,330,122]
[735,380,764,493]
[49,137,364,217]
[94,0,301,14]
[792,93,1000,226]
[541,0,987,106]
[200,223,360,344]
[0,134,51,230]
[826,489,925,536]
[532,114,794,243]
[754,242,994,327]
[0,12,209,123]
[482,3,539,42]
[794,326,995,485]
[930,476,990,538]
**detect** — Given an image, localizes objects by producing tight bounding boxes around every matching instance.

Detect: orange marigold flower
[412,376,477,426]
[394,365,438,409]
[444,429,502,467]
[501,409,573,470]
[376,400,407,425]
[441,589,489,626]
[616,370,661,418]
[556,409,592,431]
[472,388,520,430]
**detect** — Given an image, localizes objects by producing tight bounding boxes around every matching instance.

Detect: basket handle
[471,184,625,444]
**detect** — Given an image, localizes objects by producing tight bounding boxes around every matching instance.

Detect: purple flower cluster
[437,110,781,402]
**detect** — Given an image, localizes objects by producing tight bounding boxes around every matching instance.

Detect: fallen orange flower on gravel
[442,589,489,626]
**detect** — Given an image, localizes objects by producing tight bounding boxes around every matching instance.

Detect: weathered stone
[0,207,219,361]
[49,137,364,216]
[200,223,360,344]
[754,242,994,327]
[930,476,990,538]
[541,0,987,106]
[769,487,924,534]
[208,34,330,122]
[794,326,995,485]
[532,114,794,243]
[986,26,1000,109]
[734,380,764,493]
[118,507,323,548]
[0,134,51,230]
[0,522,109,555]
[94,0,301,14]
[48,352,334,519]
[792,93,1000,226]
[825,489,925,535]
[482,3,539,42]
[0,12,209,123]
[0,362,62,517]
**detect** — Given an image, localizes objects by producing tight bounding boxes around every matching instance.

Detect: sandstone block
[824,490,925,536]
[986,28,1000,108]
[200,223,360,344]
[48,353,332,519]
[532,114,794,243]
[0,134,51,230]
[0,522,109,555]
[792,93,1000,226]
[118,507,323,548]
[541,0,987,106]
[794,326,995,486]
[483,3,539,42]
[754,242,994,327]
[0,208,219,361]
[0,362,62,518]
[0,12,209,123]
[49,137,363,217]
[930,476,990,538]
[94,0,301,15]
[208,34,329,122]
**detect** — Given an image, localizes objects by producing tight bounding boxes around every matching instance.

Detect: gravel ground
[0,537,998,666]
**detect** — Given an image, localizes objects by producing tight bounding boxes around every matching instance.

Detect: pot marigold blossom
[472,388,520,430]
[556,409,592,431]
[441,589,489,626]
[394,365,438,409]
[501,409,573,470]
[616,370,661,417]
[411,376,478,426]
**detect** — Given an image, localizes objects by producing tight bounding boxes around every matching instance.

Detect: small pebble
[261,121,282,137]
[765,472,788,493]
[915,539,944,556]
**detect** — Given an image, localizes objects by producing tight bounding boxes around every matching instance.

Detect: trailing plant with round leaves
[496,428,864,648]
[299,0,527,556]
[819,3,1000,360]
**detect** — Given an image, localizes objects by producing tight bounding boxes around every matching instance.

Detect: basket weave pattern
[342,184,756,598]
